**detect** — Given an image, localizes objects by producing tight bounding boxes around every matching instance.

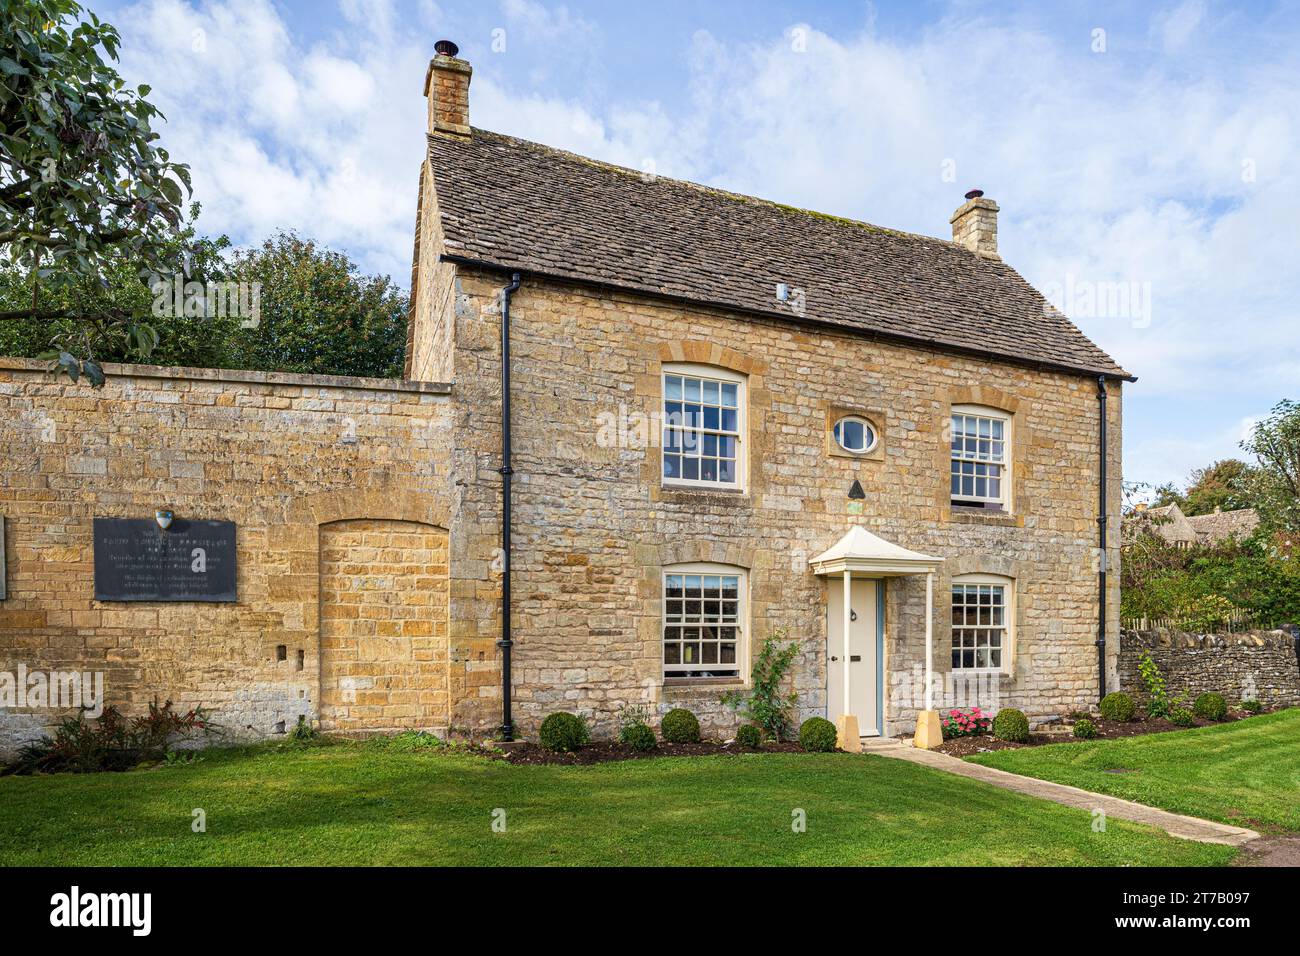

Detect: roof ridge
[463,128,958,250]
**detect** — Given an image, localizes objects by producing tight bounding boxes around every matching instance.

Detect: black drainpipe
[498,272,522,741]
[1096,375,1109,701]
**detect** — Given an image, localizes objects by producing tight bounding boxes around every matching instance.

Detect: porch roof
[808,526,943,577]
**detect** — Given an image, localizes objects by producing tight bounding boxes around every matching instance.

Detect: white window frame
[661,562,746,680]
[950,404,1012,510]
[950,573,1014,674]
[832,415,878,454]
[661,363,746,491]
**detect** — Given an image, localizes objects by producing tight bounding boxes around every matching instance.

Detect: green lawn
[0,739,1234,866]
[970,708,1300,834]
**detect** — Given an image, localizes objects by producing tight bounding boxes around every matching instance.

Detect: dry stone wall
[1119,628,1300,707]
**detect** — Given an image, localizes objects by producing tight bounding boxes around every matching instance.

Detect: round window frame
[832,415,878,454]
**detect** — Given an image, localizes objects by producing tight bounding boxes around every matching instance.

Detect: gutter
[440,253,1137,385]
[1096,375,1109,701]
[498,272,522,741]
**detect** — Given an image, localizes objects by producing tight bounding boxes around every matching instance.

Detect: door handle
[830,656,838,662]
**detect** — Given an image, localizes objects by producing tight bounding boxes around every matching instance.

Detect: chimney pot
[949,190,1000,259]
[424,41,472,137]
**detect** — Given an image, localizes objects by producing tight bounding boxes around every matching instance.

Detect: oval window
[833,416,876,453]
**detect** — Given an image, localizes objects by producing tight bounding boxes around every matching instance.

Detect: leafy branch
[1,0,192,381]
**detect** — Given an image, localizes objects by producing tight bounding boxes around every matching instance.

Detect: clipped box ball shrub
[538,712,590,752]
[1170,707,1196,727]
[1099,692,1136,723]
[661,708,701,744]
[619,722,656,752]
[992,708,1029,743]
[1193,692,1228,721]
[735,724,762,749]
[1072,718,1097,739]
[799,717,838,752]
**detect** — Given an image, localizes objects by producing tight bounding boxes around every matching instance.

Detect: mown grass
[970,708,1300,833]
[0,738,1235,866]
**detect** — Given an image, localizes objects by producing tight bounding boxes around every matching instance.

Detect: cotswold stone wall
[1119,628,1300,707]
[0,358,452,756]
[437,266,1123,738]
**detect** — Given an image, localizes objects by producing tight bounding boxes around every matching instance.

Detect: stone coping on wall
[0,356,452,395]
[1122,627,1297,649]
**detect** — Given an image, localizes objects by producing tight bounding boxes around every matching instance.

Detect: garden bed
[495,739,811,765]
[928,706,1271,758]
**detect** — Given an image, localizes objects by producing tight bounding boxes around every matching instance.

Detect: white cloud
[1153,0,1207,51]
[112,0,433,274]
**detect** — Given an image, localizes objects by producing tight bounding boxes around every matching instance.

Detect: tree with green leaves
[1239,400,1300,534]
[1183,459,1250,515]
[223,232,406,379]
[0,207,238,369]
[1151,481,1186,511]
[1148,459,1250,515]
[1,0,191,383]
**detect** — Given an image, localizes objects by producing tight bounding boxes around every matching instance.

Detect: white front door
[827,577,880,736]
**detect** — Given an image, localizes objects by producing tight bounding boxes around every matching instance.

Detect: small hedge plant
[992,708,1030,743]
[798,717,838,752]
[617,704,656,752]
[735,724,762,749]
[619,723,656,752]
[1193,692,1228,721]
[1241,699,1263,714]
[287,715,318,742]
[1170,707,1196,727]
[538,712,589,752]
[1072,718,1097,739]
[1099,692,1136,722]
[661,708,701,744]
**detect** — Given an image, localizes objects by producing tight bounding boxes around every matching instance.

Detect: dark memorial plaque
[93,518,237,602]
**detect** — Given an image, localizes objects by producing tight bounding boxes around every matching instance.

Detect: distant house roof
[426,129,1131,381]
[1187,507,1260,545]
[1126,502,1259,547]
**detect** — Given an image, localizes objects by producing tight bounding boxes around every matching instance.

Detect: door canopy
[809,526,943,577]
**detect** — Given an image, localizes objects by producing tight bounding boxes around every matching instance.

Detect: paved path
[860,739,1259,847]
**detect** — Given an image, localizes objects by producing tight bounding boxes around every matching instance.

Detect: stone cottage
[0,41,1129,754]
[1127,502,1259,549]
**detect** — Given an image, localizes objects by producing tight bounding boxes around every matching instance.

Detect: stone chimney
[424,39,471,137]
[949,188,1000,259]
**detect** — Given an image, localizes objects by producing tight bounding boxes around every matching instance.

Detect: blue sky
[93,0,1300,490]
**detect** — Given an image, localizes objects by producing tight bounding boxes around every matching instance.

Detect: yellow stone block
[913,710,943,750]
[835,714,861,753]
